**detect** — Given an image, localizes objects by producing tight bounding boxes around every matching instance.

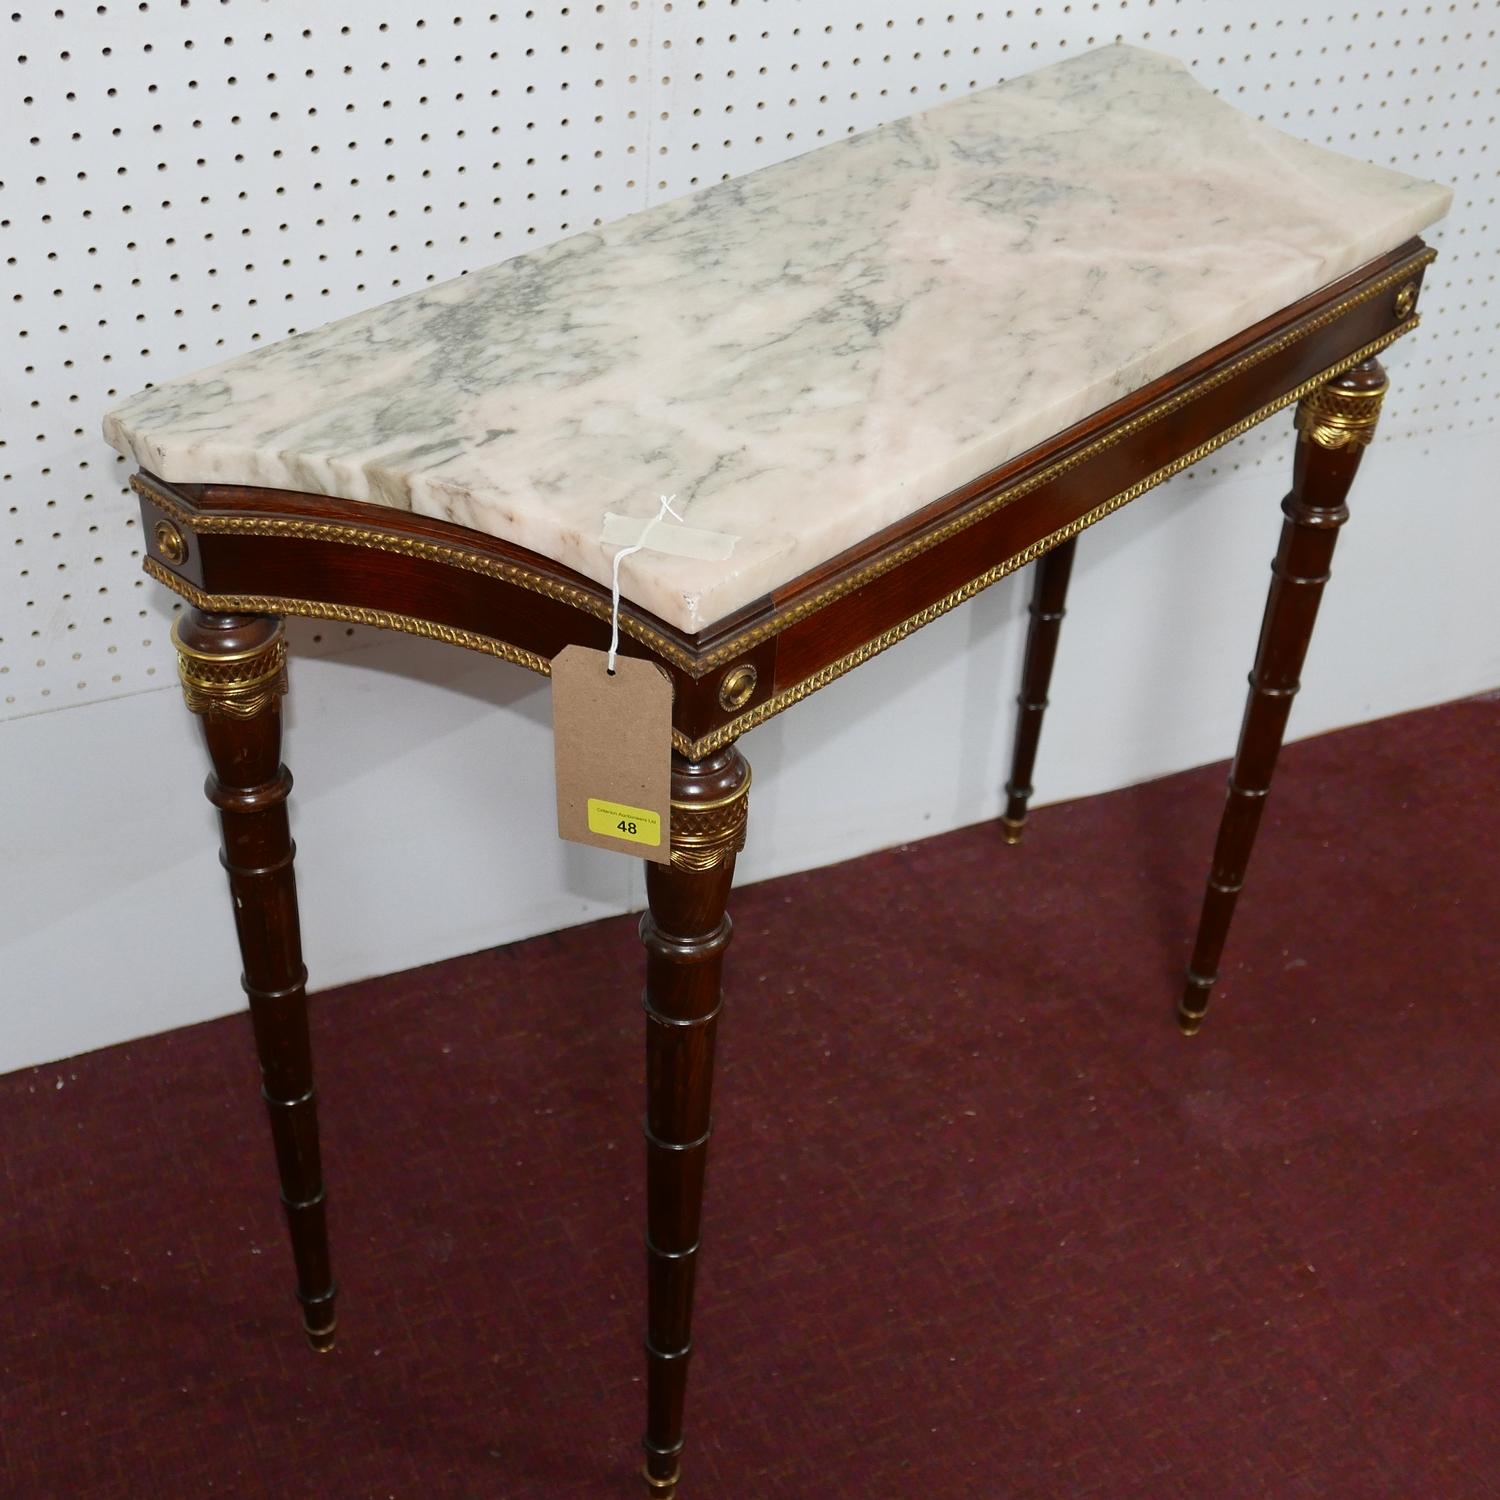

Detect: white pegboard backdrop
[2,1,1493,720]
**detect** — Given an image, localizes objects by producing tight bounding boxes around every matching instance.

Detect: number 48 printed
[586,797,662,849]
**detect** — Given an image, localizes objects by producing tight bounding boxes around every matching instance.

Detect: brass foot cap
[305,1320,337,1354]
[642,1463,680,1496]
[1177,1008,1206,1037]
[1000,816,1027,846]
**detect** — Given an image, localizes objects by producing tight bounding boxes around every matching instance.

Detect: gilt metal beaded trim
[133,248,1430,681]
[143,312,1421,758]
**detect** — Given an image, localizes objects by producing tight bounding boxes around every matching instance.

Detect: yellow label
[586,797,662,848]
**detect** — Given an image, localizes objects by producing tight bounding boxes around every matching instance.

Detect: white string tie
[607,494,682,674]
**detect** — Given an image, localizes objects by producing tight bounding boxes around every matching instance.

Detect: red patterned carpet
[5,694,1498,1498]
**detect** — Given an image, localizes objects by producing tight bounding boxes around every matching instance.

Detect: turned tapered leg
[1002,536,1077,843]
[1180,359,1388,1034]
[639,746,750,1499]
[174,609,337,1349]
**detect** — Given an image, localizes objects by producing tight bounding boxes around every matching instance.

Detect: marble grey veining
[104,44,1451,633]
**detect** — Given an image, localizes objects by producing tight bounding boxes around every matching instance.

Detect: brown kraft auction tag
[551,644,673,863]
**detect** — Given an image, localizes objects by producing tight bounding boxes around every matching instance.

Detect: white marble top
[105,44,1449,634]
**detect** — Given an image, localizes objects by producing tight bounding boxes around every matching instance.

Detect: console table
[104,44,1450,1497]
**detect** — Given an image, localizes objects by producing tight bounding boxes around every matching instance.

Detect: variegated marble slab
[104,43,1450,634]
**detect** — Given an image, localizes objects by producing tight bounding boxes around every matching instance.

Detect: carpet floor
[4,694,1498,1499]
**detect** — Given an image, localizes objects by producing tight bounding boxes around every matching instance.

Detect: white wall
[3,3,1497,1072]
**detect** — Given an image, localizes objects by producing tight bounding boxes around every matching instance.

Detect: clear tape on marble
[605,501,739,670]
[601,511,739,562]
